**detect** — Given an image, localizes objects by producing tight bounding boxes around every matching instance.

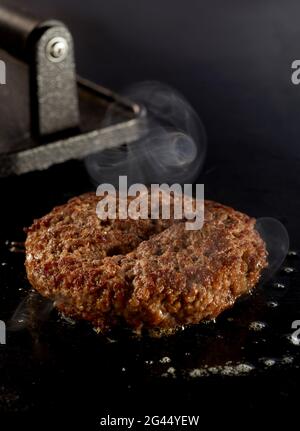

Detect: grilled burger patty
[25,193,267,334]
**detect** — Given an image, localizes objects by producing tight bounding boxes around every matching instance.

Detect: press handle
[0,5,42,61]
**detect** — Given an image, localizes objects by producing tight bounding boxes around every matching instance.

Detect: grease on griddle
[282,266,296,274]
[6,240,25,254]
[249,321,267,331]
[8,291,53,332]
[189,362,255,378]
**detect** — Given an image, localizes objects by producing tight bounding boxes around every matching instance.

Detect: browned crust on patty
[25,193,267,334]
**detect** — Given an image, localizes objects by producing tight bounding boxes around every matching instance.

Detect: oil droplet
[189,368,207,378]
[249,321,266,331]
[106,337,117,344]
[162,367,176,378]
[283,267,295,274]
[6,241,25,254]
[161,367,176,379]
[159,356,171,364]
[61,315,76,325]
[267,301,278,308]
[9,246,25,254]
[287,334,300,346]
[263,358,276,367]
[167,367,176,375]
[273,282,285,289]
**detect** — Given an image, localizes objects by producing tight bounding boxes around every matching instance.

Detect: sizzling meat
[25,193,267,335]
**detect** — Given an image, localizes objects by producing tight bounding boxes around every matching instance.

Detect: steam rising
[85,81,207,186]
[8,292,53,332]
[255,217,289,284]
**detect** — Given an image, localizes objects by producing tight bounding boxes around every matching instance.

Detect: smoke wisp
[85,81,207,187]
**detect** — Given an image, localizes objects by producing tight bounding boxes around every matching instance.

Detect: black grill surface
[0,149,299,429]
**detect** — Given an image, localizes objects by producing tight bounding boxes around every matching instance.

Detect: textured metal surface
[0,70,144,177]
[0,52,140,158]
[0,5,79,137]
[0,117,146,176]
[32,24,79,136]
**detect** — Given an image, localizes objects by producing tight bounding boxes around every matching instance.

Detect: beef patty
[25,193,267,335]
